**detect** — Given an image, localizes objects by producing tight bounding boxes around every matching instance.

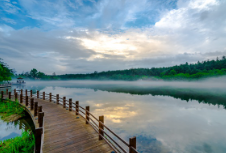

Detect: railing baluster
[38,106,42,123]
[63,97,66,108]
[14,89,16,95]
[43,92,45,100]
[30,98,34,110]
[49,93,52,102]
[25,89,27,97]
[20,94,23,103]
[35,127,43,153]
[37,91,39,99]
[6,89,8,95]
[56,94,59,104]
[99,115,104,140]
[76,101,79,115]
[38,112,44,127]
[129,137,136,153]
[15,92,18,101]
[30,90,33,97]
[86,106,90,124]
[25,96,28,106]
[8,92,11,100]
[34,102,38,116]
[69,98,72,111]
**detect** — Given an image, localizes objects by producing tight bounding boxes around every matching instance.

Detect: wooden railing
[5,89,139,153]
[1,89,44,153]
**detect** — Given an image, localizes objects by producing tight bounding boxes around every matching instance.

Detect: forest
[12,56,226,81]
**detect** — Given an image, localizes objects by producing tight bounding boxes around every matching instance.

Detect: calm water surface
[13,80,226,153]
[0,114,35,141]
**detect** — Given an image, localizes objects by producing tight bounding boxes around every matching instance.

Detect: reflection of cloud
[94,103,103,107]
[0,120,21,141]
[94,103,138,123]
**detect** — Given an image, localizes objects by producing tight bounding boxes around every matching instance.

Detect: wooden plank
[3,94,114,153]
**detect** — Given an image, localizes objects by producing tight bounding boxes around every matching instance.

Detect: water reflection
[13,81,226,153]
[0,113,35,141]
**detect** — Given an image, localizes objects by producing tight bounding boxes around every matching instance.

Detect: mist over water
[14,78,226,153]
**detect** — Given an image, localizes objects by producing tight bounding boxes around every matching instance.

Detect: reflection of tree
[4,113,35,133]
[13,85,46,94]
[57,84,226,109]
[13,83,226,109]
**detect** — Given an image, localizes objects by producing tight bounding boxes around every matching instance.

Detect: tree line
[16,56,226,81]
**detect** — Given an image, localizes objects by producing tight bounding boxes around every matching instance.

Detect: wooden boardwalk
[1,89,138,153]
[36,98,113,153]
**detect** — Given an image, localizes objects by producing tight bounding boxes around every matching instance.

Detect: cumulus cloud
[0,0,225,74]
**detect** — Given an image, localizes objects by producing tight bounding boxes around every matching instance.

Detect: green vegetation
[0,58,14,82]
[0,99,34,152]
[0,99,25,121]
[0,130,35,153]
[17,56,226,81]
[16,68,57,80]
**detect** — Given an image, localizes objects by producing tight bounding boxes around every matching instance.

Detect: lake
[0,114,35,141]
[12,80,226,153]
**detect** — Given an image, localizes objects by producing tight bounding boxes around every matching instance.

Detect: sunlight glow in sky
[0,0,226,74]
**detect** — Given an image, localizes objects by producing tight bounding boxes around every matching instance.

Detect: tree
[0,59,13,82]
[30,68,38,78]
[169,69,177,75]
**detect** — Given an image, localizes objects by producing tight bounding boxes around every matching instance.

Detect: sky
[0,0,226,74]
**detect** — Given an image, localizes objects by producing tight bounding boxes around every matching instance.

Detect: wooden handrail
[2,91,45,153]
[15,89,138,153]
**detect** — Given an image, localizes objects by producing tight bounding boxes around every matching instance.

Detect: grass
[0,99,25,121]
[0,98,35,153]
[0,130,35,153]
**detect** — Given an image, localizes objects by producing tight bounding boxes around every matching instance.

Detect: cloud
[1,18,16,25]
[0,0,21,14]
[0,0,226,74]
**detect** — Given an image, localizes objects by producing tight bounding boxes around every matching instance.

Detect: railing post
[20,94,23,103]
[99,115,104,140]
[30,90,32,97]
[86,106,90,124]
[56,94,59,104]
[37,91,39,99]
[69,98,72,111]
[49,93,52,102]
[38,106,42,123]
[14,89,16,95]
[38,112,44,127]
[30,98,34,110]
[1,91,3,102]
[35,127,43,153]
[26,96,28,106]
[25,89,27,97]
[6,89,8,95]
[43,92,45,100]
[63,97,66,108]
[8,92,11,100]
[76,101,79,115]
[129,137,137,153]
[34,102,38,116]
[15,92,18,101]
